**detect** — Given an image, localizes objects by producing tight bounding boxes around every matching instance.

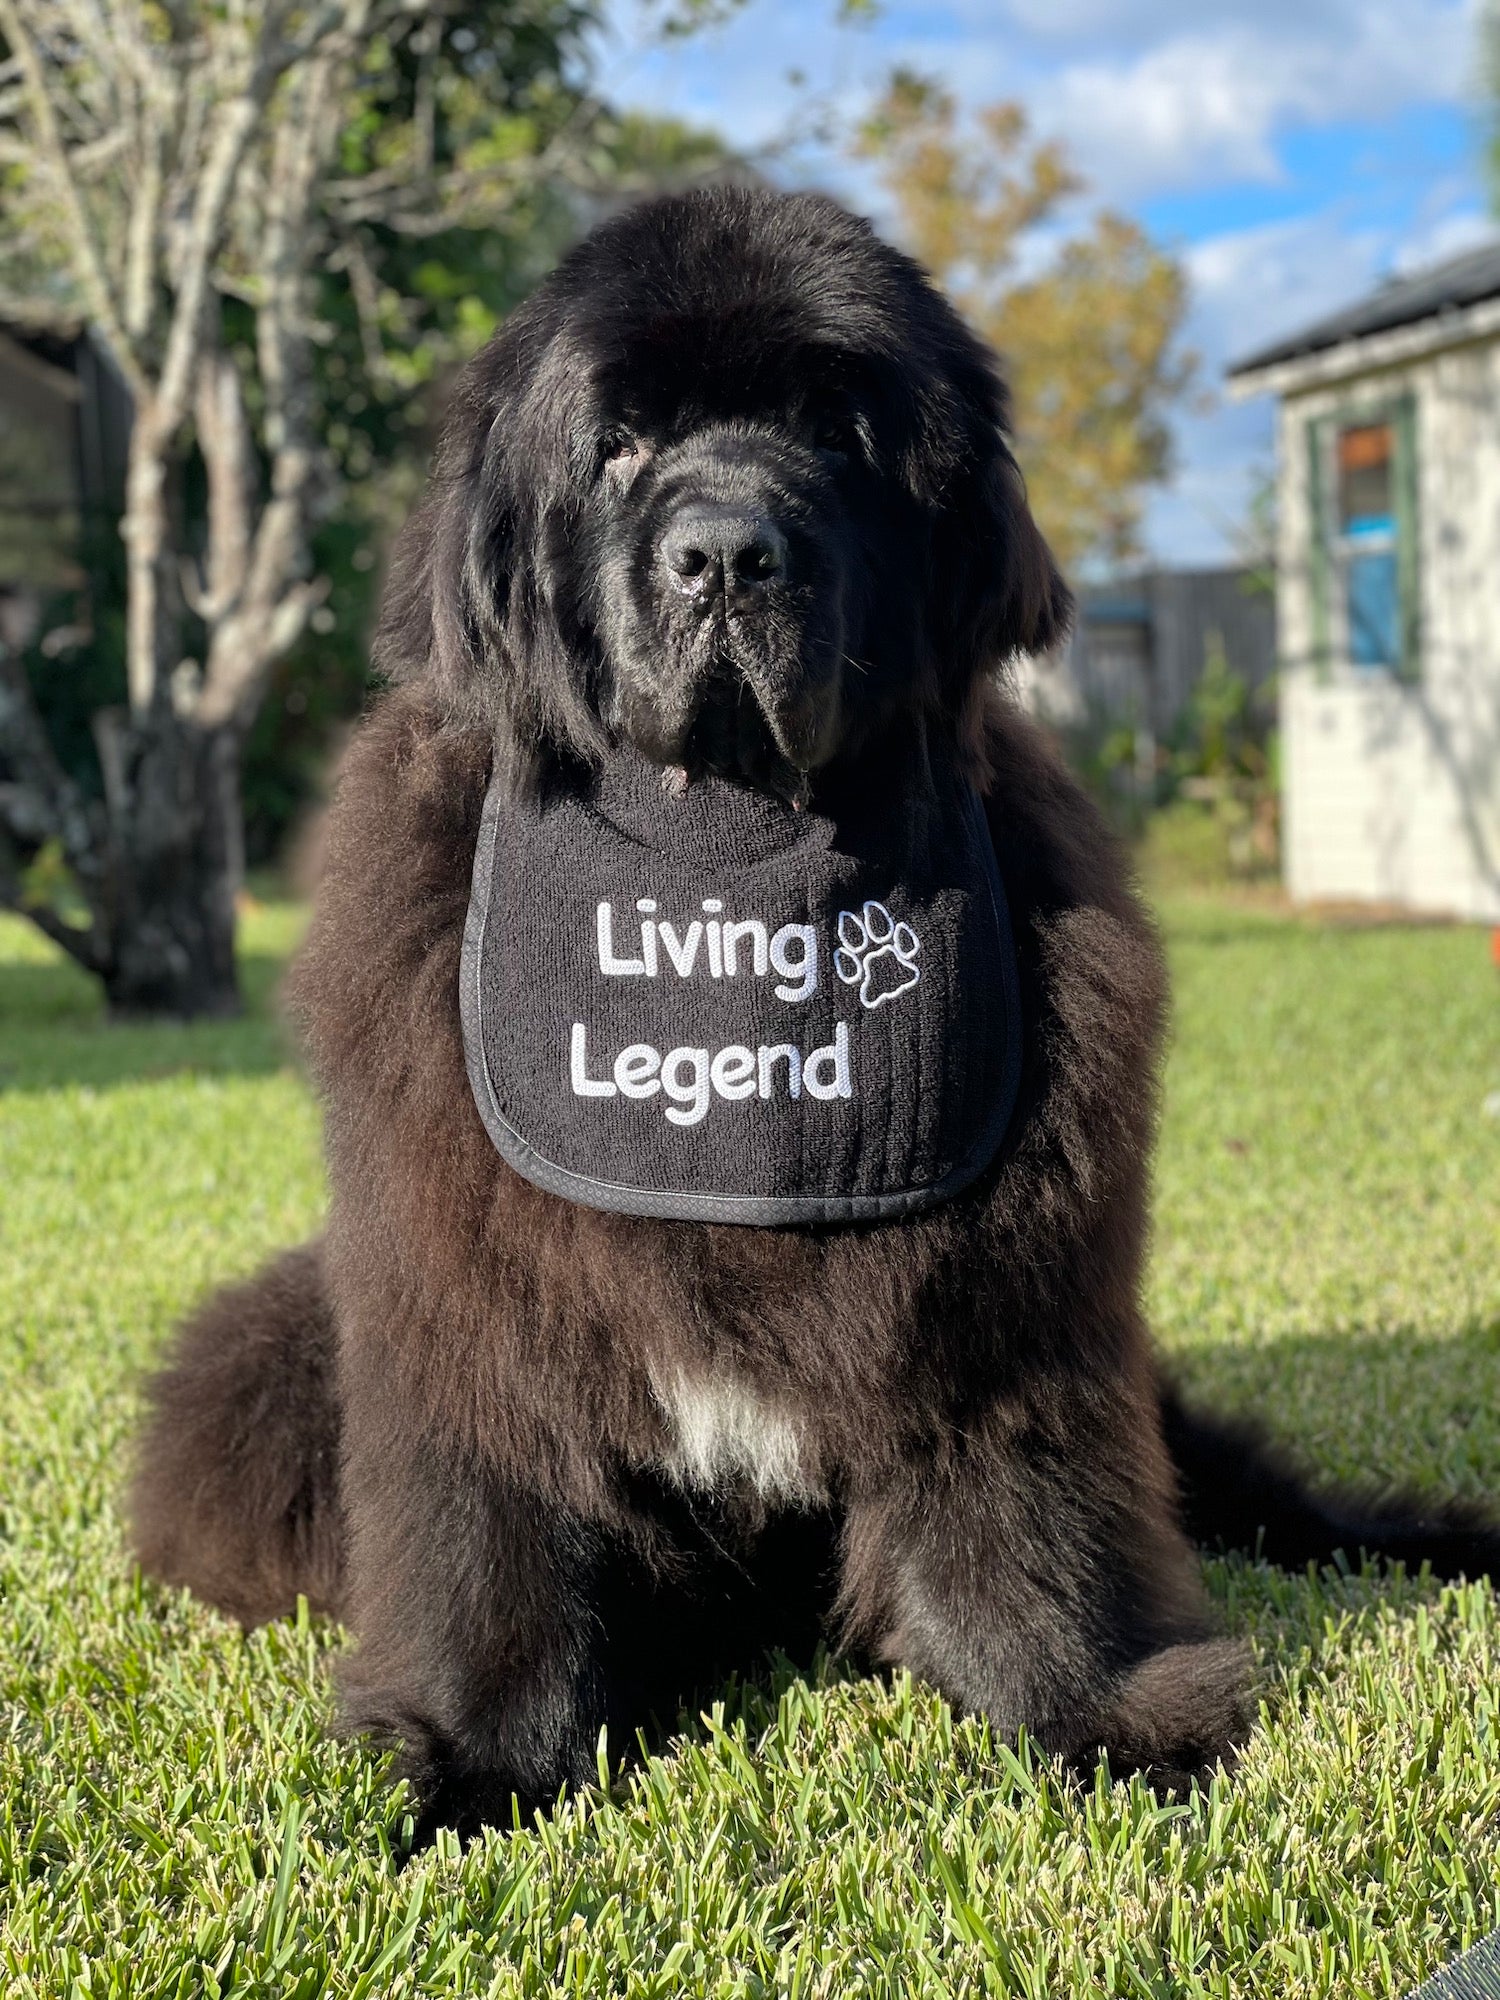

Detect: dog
[130,187,1500,1840]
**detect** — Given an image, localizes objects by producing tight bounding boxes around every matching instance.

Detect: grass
[3,881,1500,1998]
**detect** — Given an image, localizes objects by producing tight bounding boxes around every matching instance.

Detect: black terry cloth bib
[460,744,1022,1226]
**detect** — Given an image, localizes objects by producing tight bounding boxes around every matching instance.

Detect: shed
[1229,241,1500,920]
[0,321,131,666]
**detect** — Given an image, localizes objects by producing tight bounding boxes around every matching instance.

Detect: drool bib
[460,747,1022,1225]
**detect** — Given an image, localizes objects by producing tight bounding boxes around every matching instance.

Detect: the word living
[595,897,818,1002]
[572,897,850,1127]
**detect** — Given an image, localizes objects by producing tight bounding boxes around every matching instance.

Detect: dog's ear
[933,437,1073,684]
[371,347,524,712]
[909,305,1073,686]
[371,312,604,789]
[374,328,532,704]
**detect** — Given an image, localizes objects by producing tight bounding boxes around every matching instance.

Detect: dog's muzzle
[660,500,788,606]
[605,433,850,787]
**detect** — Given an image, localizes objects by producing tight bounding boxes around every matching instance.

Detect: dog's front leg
[839,1381,1252,1793]
[335,1365,611,1842]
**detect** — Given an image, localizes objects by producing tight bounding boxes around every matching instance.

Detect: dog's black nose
[662,504,786,593]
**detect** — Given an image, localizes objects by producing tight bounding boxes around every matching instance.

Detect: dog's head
[378,187,1071,797]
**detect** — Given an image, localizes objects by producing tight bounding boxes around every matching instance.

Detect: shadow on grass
[1166,1319,1500,1512]
[0,950,301,1092]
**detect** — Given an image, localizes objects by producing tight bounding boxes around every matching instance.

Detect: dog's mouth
[675,669,812,804]
[613,624,843,805]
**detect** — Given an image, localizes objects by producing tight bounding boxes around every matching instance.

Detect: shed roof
[1227,236,1500,379]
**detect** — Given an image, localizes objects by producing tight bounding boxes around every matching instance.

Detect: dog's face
[583,353,875,793]
[379,189,1071,797]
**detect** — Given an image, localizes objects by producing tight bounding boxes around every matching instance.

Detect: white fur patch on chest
[649,1367,822,1502]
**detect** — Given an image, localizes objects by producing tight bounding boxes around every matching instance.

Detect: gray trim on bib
[459,749,1022,1226]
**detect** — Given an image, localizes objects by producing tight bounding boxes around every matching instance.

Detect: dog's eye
[598,431,651,488]
[813,412,857,456]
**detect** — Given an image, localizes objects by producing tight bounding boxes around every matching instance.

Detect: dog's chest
[648,1366,823,1502]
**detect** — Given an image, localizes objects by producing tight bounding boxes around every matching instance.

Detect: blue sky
[594,0,1494,568]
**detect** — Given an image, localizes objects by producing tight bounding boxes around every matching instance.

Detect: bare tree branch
[196,32,346,728]
[333,229,398,388]
[122,45,171,343]
[152,59,275,431]
[188,332,254,624]
[0,876,107,971]
[115,5,373,719]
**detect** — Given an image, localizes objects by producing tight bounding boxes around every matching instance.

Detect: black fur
[129,188,1500,1840]
[132,1244,343,1627]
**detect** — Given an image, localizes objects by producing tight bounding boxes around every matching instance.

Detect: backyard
[2,876,1499,1998]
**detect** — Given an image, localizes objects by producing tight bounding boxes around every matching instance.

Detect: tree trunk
[100,711,244,1020]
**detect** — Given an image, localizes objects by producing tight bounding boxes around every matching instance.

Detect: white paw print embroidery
[834,900,922,1010]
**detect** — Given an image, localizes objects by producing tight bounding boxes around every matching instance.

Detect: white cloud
[1392,201,1495,271]
[1186,212,1387,365]
[599,0,1477,205]
[591,2,878,157]
[1033,1,1473,200]
[1039,34,1289,193]
[1134,219,1349,564]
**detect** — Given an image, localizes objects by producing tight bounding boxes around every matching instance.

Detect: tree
[0,0,713,1016]
[855,74,1192,577]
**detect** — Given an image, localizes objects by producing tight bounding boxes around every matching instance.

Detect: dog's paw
[833,900,922,1010]
[1090,1638,1255,1797]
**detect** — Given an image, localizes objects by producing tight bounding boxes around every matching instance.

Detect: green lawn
[3,885,1500,1998]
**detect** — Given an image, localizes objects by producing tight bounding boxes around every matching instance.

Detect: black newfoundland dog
[131,187,1500,1839]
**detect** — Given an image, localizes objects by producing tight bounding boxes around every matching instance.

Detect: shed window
[1308,399,1418,678]
[1336,423,1398,667]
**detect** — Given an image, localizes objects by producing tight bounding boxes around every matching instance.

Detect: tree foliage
[855,73,1193,576]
